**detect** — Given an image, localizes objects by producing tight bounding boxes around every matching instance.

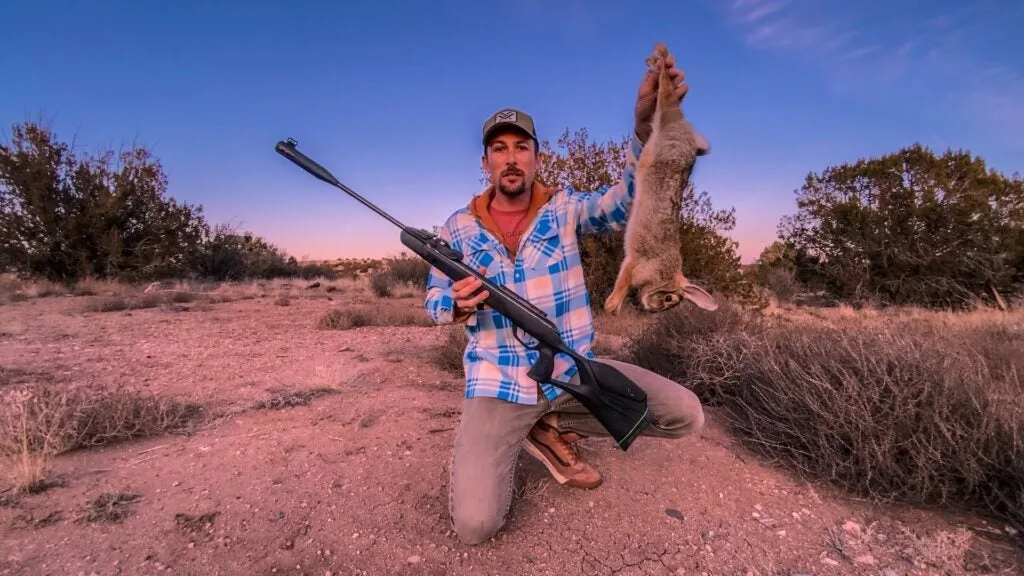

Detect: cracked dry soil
[2,288,1023,576]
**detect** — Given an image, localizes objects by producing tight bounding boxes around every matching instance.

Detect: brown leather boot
[523,414,602,489]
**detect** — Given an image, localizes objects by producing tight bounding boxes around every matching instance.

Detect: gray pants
[447,357,705,545]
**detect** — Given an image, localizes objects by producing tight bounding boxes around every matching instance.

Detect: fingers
[453,266,489,311]
[663,55,689,99]
[639,67,658,92]
[460,287,490,309]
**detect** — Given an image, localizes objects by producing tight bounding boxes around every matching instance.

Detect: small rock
[854,554,876,565]
[882,569,898,576]
[407,555,421,564]
[665,508,685,522]
[821,557,839,566]
[842,520,862,535]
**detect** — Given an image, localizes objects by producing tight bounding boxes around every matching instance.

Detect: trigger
[513,327,537,350]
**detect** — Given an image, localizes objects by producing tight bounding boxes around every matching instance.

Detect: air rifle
[274,137,652,450]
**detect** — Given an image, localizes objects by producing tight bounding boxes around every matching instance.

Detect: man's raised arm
[570,133,645,236]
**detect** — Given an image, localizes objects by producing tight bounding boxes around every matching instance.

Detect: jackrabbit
[604,43,718,315]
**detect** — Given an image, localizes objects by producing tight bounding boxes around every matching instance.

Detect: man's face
[481,128,539,198]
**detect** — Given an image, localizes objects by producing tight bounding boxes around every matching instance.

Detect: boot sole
[522,440,602,489]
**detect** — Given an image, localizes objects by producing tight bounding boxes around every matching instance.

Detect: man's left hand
[633,52,688,143]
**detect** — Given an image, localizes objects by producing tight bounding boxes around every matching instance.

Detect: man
[422,53,706,546]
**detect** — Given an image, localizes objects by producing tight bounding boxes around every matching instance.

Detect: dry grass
[0,382,204,495]
[317,302,433,330]
[593,306,657,339]
[251,387,339,410]
[0,273,363,310]
[78,491,142,524]
[626,302,1024,529]
[433,326,468,374]
[367,255,430,299]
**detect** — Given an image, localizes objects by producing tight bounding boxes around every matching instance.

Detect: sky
[2,0,1021,264]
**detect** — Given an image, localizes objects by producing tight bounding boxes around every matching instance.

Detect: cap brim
[483,123,535,145]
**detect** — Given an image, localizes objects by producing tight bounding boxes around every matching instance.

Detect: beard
[496,167,528,197]
[498,181,527,197]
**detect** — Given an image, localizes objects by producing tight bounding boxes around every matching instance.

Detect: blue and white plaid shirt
[423,134,644,404]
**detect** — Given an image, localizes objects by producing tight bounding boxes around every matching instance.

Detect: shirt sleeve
[423,220,478,327]
[571,133,645,235]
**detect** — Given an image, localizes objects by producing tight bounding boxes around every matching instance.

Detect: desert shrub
[763,266,800,303]
[0,119,336,284]
[0,382,204,494]
[317,304,433,330]
[295,262,338,280]
[626,304,1024,529]
[778,144,1024,308]
[433,326,468,374]
[383,253,430,286]
[0,121,209,282]
[191,222,338,282]
[369,271,393,298]
[367,253,430,298]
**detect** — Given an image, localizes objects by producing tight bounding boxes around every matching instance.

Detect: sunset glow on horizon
[4,1,1020,269]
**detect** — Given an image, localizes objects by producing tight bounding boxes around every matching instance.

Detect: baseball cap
[482,108,538,145]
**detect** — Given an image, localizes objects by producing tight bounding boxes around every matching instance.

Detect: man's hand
[453,266,489,317]
[634,52,688,144]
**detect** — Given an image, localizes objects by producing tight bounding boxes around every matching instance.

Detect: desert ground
[1,275,1022,576]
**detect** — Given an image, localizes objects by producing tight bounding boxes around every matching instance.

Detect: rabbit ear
[693,131,711,156]
[682,283,718,311]
[675,272,718,311]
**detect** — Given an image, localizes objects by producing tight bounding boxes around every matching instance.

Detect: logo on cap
[495,110,517,122]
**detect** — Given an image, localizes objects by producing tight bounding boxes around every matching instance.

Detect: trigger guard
[513,326,538,350]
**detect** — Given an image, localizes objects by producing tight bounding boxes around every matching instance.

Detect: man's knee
[597,358,705,439]
[451,506,504,545]
[654,382,705,438]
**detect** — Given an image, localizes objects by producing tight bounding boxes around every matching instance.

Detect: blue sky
[2,0,1021,263]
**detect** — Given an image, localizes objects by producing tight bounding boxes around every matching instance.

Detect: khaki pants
[447,358,705,545]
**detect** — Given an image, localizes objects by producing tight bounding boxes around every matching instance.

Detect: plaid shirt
[424,134,644,404]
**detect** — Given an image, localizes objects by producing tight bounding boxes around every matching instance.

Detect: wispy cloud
[719,0,1024,150]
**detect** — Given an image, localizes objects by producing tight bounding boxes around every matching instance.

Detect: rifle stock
[277,138,653,450]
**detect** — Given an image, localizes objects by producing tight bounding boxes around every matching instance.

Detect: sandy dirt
[1,283,1022,576]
